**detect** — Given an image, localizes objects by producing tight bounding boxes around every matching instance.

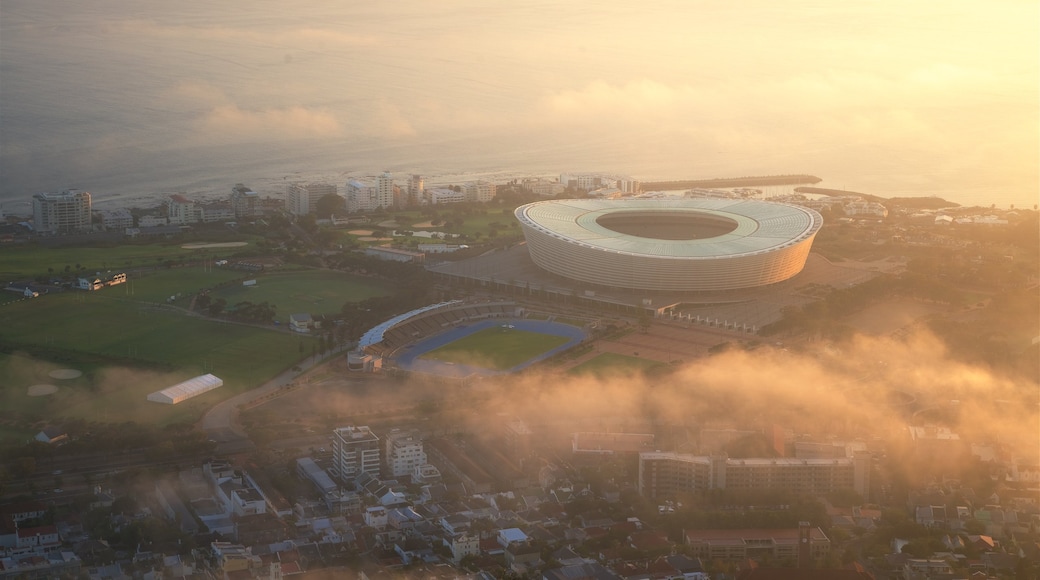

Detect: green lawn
[0,293,310,426]
[0,241,258,281]
[420,327,569,370]
[211,270,392,318]
[568,353,667,377]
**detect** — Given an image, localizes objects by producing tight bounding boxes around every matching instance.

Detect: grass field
[0,241,259,281]
[568,353,667,377]
[419,327,569,370]
[0,292,311,427]
[211,270,392,317]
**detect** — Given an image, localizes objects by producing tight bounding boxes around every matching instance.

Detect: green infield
[211,270,392,317]
[419,327,569,371]
[0,293,310,426]
[568,352,667,377]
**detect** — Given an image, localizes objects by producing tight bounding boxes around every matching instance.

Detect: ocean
[1,0,1036,212]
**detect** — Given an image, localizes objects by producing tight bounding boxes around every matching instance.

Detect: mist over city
[0,1,1037,579]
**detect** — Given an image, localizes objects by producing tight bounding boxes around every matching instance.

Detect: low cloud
[195,104,343,141]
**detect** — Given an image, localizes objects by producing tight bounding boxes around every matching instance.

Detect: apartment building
[332,426,381,480]
[32,189,92,233]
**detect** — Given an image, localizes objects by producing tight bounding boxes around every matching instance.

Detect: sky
[1,0,1037,209]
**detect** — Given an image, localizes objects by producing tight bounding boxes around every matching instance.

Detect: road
[198,343,351,454]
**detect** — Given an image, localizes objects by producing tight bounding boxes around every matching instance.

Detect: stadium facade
[514,199,822,292]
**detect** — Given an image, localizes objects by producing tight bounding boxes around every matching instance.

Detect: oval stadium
[514,198,823,292]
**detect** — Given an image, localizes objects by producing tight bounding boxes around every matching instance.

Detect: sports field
[0,292,310,426]
[211,270,392,317]
[568,353,667,377]
[395,318,586,377]
[420,326,570,370]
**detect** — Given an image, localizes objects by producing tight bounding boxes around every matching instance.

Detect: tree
[315,194,345,219]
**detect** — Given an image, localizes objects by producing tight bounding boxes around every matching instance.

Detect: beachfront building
[465,181,497,203]
[32,189,92,234]
[346,173,394,213]
[287,182,338,216]
[165,193,201,225]
[230,184,261,219]
[425,188,467,205]
[407,175,424,207]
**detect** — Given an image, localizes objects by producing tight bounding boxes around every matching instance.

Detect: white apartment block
[425,187,467,205]
[465,181,497,203]
[384,430,427,478]
[346,173,394,213]
[332,426,381,480]
[32,189,92,233]
[96,208,133,230]
[287,182,337,216]
[165,194,201,225]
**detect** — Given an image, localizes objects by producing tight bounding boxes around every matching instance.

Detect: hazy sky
[1,0,1036,207]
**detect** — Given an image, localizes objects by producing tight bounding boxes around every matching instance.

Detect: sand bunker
[27,384,59,397]
[48,369,82,380]
[347,230,374,236]
[411,221,435,228]
[181,242,249,249]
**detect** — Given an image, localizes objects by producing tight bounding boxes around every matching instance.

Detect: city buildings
[332,426,380,480]
[32,189,92,233]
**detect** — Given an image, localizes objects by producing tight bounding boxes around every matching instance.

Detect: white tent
[147,374,223,404]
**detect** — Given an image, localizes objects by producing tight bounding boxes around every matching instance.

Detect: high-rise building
[286,183,337,216]
[32,189,92,233]
[332,426,380,481]
[230,184,261,219]
[384,430,427,478]
[407,175,424,207]
[377,171,395,209]
[165,193,201,225]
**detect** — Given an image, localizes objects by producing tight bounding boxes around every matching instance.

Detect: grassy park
[210,270,392,318]
[419,327,569,371]
[0,291,309,430]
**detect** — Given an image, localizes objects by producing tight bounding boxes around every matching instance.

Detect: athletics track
[391,319,586,378]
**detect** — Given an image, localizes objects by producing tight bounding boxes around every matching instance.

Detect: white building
[288,182,338,216]
[165,193,201,225]
[332,426,381,480]
[96,208,133,230]
[385,430,427,478]
[363,246,425,263]
[465,181,497,203]
[32,189,92,233]
[522,179,565,197]
[425,187,467,205]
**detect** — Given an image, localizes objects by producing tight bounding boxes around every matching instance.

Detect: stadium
[514,198,823,292]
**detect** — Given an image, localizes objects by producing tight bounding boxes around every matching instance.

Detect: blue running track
[392,319,586,378]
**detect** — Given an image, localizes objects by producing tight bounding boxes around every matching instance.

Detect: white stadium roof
[514,198,823,292]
